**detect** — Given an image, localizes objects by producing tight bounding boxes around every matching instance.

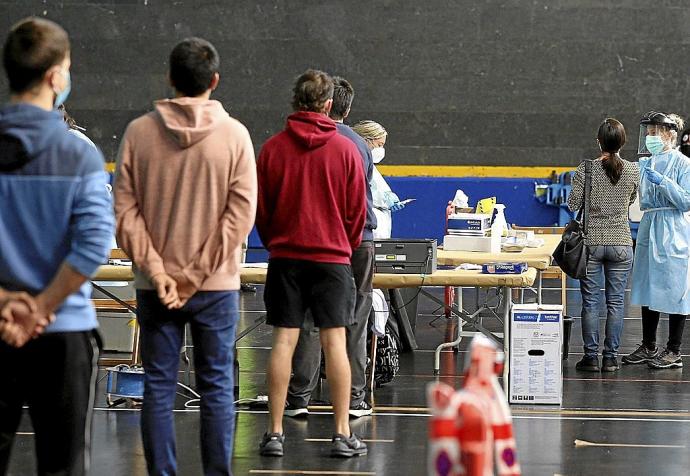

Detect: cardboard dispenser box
[443,234,500,253]
[447,213,492,234]
[509,304,563,405]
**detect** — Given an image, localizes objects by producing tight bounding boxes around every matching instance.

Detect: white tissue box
[443,234,500,253]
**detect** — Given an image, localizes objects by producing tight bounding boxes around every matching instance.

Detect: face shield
[638,111,678,155]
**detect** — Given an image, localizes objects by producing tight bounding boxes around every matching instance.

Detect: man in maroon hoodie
[256,69,367,458]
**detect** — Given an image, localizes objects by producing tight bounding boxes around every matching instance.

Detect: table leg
[389,288,419,351]
[454,286,462,352]
[537,269,543,306]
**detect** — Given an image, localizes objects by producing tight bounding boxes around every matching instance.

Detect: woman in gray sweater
[567,118,639,372]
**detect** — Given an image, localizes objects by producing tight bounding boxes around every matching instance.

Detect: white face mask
[371,147,385,163]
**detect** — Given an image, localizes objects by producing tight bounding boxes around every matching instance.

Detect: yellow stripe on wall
[376,165,574,178]
[104,163,573,178]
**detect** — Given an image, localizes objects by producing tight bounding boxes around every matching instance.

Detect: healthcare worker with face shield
[351,120,405,239]
[624,111,690,369]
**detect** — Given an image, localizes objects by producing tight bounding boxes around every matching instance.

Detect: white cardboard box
[443,234,500,253]
[509,304,563,405]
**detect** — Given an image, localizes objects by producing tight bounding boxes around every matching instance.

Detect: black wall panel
[1,0,688,167]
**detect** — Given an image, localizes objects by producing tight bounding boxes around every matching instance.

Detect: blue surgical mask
[645,135,666,155]
[54,70,71,108]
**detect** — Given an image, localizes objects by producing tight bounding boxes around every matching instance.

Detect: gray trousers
[287,241,374,407]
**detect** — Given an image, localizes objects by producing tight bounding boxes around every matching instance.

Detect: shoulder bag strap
[582,159,592,236]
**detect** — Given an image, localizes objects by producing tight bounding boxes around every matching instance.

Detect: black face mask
[681,144,690,158]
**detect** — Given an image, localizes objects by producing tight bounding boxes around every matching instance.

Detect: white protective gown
[630,148,690,314]
[371,166,393,239]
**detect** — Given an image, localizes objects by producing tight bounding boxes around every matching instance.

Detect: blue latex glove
[644,166,664,185]
[389,201,405,212]
[383,191,400,208]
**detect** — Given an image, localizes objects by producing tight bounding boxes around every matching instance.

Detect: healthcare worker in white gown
[351,120,407,337]
[351,120,406,239]
[624,111,690,369]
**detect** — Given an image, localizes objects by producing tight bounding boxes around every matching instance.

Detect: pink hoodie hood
[154,97,228,148]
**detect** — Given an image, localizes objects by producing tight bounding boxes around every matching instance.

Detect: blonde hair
[351,120,387,143]
[668,113,685,132]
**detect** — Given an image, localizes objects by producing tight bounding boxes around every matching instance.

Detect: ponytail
[597,118,626,185]
[601,152,623,185]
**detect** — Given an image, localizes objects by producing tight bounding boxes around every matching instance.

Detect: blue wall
[247,176,559,260]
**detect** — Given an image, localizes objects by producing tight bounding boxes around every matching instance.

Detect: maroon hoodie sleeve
[255,144,273,247]
[345,148,366,251]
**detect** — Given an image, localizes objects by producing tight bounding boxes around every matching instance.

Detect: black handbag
[552,159,592,279]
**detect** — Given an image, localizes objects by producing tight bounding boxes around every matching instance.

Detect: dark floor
[8,280,690,475]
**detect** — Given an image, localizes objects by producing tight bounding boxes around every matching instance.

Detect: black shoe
[622,343,659,365]
[647,349,683,369]
[601,356,620,372]
[259,432,284,457]
[575,355,600,372]
[284,401,308,418]
[331,433,368,457]
[349,401,373,418]
[240,283,256,293]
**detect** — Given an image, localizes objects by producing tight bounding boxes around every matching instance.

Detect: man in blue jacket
[0,18,113,476]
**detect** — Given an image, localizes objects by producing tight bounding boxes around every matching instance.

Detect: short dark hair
[169,37,219,97]
[291,69,334,113]
[329,76,354,121]
[3,17,70,94]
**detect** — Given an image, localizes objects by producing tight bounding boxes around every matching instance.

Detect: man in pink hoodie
[114,38,257,475]
[256,70,367,458]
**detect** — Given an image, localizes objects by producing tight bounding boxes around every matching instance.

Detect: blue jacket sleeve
[66,169,115,277]
[657,169,690,212]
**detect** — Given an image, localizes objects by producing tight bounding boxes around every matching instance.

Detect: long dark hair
[597,118,625,185]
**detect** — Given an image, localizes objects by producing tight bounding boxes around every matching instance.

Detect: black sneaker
[259,432,284,457]
[284,402,308,418]
[622,343,659,365]
[648,349,683,369]
[331,433,368,457]
[349,401,373,418]
[601,356,620,372]
[575,355,600,372]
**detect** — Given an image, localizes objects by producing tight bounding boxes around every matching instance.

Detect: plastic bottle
[493,204,508,236]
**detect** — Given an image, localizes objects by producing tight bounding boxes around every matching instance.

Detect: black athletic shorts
[264,258,356,329]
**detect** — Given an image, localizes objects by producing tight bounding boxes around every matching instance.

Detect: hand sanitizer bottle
[493,204,508,236]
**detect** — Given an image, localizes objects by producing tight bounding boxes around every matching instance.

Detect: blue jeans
[579,245,633,358]
[137,290,238,476]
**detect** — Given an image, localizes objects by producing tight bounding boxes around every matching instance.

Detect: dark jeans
[642,307,687,353]
[579,245,633,358]
[287,241,374,407]
[137,290,238,476]
[0,331,100,476]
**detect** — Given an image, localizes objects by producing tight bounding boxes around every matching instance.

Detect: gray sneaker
[331,433,368,457]
[648,349,683,369]
[349,401,373,418]
[259,432,284,457]
[622,343,659,365]
[284,402,308,418]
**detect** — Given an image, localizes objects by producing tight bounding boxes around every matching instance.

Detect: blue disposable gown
[630,149,690,314]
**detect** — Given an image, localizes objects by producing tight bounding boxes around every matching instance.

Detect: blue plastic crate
[105,365,144,401]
